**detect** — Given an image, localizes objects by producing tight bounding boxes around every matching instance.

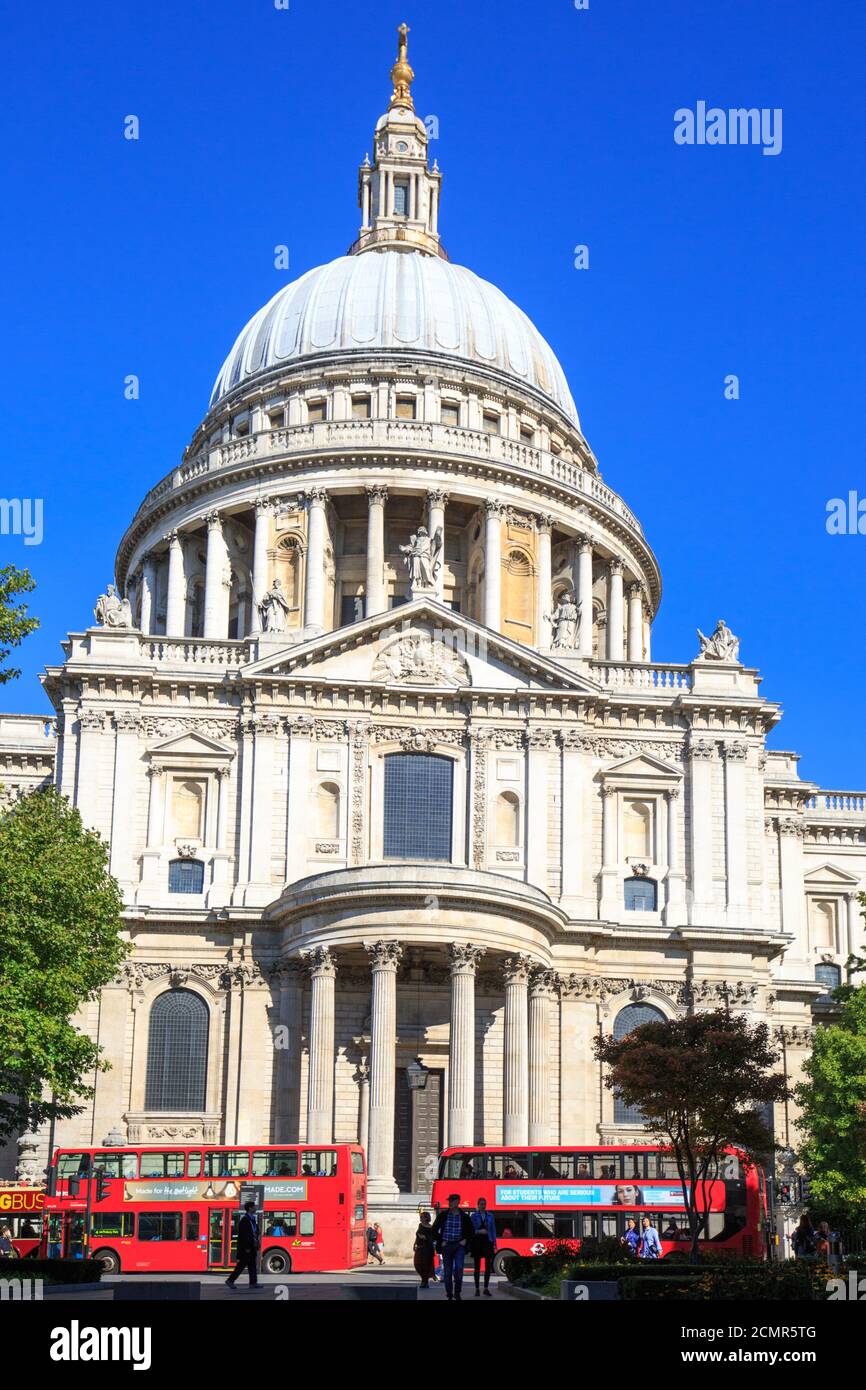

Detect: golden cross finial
[389,22,414,109]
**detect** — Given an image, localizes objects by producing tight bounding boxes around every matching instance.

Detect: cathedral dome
[209,249,580,427]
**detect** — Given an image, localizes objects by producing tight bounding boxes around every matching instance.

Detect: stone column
[139,552,157,634]
[529,968,557,1144]
[535,514,553,647]
[448,943,485,1146]
[627,582,644,661]
[502,955,531,1145]
[365,486,388,616]
[643,603,653,663]
[777,816,808,962]
[145,765,164,847]
[599,784,620,919]
[165,530,186,636]
[272,962,304,1143]
[483,500,504,630]
[303,487,328,631]
[247,713,278,899]
[526,730,551,887]
[607,558,624,660]
[109,709,140,894]
[203,512,228,639]
[355,1060,370,1152]
[210,765,232,904]
[426,489,448,600]
[575,534,593,657]
[722,740,749,922]
[688,738,718,922]
[665,786,686,926]
[249,497,271,634]
[365,941,403,1196]
[305,946,336,1143]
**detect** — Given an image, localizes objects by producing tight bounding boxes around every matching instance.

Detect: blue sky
[1,0,864,787]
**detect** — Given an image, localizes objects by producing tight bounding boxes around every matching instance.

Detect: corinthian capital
[448,942,486,974]
[302,945,336,978]
[364,940,404,971]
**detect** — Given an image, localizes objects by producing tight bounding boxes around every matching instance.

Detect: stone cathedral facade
[1,32,864,1240]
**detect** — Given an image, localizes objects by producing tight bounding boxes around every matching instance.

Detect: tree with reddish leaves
[594,1008,788,1260]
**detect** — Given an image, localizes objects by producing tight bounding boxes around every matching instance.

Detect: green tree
[795,898,866,1218]
[595,1008,787,1259]
[0,564,39,685]
[0,788,127,1141]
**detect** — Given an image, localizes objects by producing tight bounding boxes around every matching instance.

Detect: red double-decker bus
[431,1144,767,1269]
[0,1186,45,1257]
[42,1143,367,1275]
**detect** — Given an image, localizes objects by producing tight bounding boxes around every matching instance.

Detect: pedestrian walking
[414,1211,436,1289]
[637,1216,662,1259]
[621,1217,640,1256]
[0,1223,15,1259]
[432,1193,474,1301]
[225,1201,261,1289]
[367,1222,384,1265]
[469,1197,497,1296]
[792,1214,817,1261]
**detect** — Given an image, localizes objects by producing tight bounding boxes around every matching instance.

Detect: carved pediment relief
[371,630,470,687]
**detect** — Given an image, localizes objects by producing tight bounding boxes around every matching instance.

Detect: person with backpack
[792,1214,817,1260]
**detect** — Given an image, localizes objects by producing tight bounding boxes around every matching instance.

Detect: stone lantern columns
[607,557,624,660]
[426,489,448,600]
[249,497,271,634]
[203,512,229,639]
[627,582,644,661]
[165,530,186,636]
[575,534,594,657]
[535,515,553,647]
[303,487,328,631]
[483,501,504,630]
[365,486,388,616]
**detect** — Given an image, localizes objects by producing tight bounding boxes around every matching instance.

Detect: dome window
[395,395,416,420]
[520,424,535,444]
[268,408,284,429]
[307,399,327,424]
[352,394,372,419]
[482,411,501,435]
[393,179,410,216]
[440,401,460,427]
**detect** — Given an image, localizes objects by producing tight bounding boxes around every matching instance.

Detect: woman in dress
[413,1211,436,1289]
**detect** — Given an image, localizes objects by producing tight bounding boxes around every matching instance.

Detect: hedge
[0,1258,104,1284]
[620,1266,823,1301]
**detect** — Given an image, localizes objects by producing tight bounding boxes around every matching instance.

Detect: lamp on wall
[406,1056,429,1092]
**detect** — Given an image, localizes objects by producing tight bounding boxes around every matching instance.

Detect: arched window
[317,782,340,839]
[145,989,209,1111]
[495,791,520,847]
[383,753,453,861]
[814,963,841,999]
[624,876,657,912]
[613,1003,666,1124]
[168,859,205,894]
[624,800,652,859]
[172,779,205,840]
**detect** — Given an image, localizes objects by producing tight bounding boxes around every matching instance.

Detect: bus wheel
[94,1248,121,1275]
[492,1249,515,1276]
[263,1249,292,1275]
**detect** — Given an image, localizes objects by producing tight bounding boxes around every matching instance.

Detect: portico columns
[575,535,593,657]
[165,530,186,636]
[627,582,644,661]
[483,500,504,630]
[203,512,228,639]
[502,955,531,1145]
[448,943,485,1146]
[426,489,448,600]
[139,552,157,634]
[529,969,557,1144]
[536,514,553,647]
[249,498,271,634]
[607,558,624,660]
[365,486,388,616]
[365,940,403,1196]
[305,946,336,1143]
[304,487,328,631]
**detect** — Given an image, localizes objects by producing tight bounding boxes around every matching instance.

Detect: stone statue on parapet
[399,525,442,593]
[548,587,579,650]
[94,583,133,629]
[696,618,740,663]
[259,578,290,633]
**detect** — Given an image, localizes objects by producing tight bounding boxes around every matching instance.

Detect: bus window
[652,1155,680,1179]
[574,1154,594,1179]
[139,1151,186,1178]
[252,1150,298,1178]
[91,1213,134,1238]
[441,1153,480,1179]
[138,1212,183,1241]
[532,1152,566,1179]
[494,1212,528,1239]
[597,1159,618,1179]
[57,1153,90,1179]
[351,1152,365,1174]
[622,1152,646,1180]
[499,1154,531,1180]
[554,1214,578,1239]
[531,1212,557,1239]
[299,1211,315,1236]
[187,1152,202,1177]
[185,1212,200,1241]
[578,1213,597,1239]
[600,1213,618,1239]
[300,1150,337,1177]
[204,1151,250,1178]
[265,1211,298,1237]
[659,1214,688,1241]
[92,1153,138,1180]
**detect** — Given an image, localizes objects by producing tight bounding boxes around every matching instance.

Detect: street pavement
[43,1265,508,1302]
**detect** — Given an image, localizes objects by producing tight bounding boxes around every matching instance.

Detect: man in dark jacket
[432,1194,474,1301]
[226,1201,261,1289]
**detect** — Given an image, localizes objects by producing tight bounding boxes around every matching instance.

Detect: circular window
[396,141,408,152]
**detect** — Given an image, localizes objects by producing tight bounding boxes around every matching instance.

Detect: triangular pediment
[804,861,861,887]
[147,731,234,763]
[242,599,600,694]
[601,752,681,781]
